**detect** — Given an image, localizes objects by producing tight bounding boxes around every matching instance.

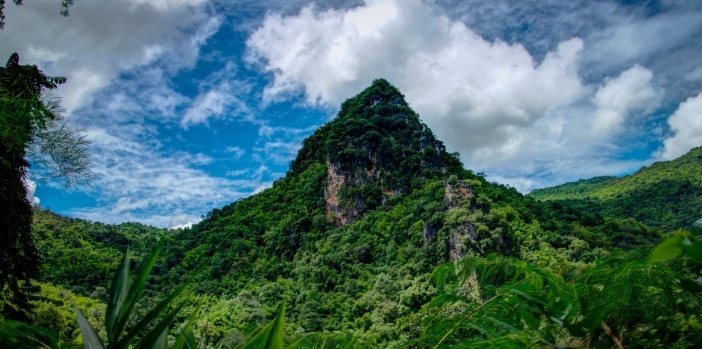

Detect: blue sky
[1,0,701,227]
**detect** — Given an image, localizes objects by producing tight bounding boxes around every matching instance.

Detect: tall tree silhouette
[0,52,89,320]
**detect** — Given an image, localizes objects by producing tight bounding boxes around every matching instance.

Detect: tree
[0,0,75,29]
[0,52,90,321]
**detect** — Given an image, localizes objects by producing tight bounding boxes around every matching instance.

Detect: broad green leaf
[114,240,164,342]
[263,299,286,349]
[173,305,200,349]
[649,236,684,263]
[685,240,702,263]
[75,305,105,349]
[238,299,286,349]
[464,323,491,337]
[149,328,168,349]
[106,247,131,345]
[518,308,539,329]
[113,267,199,349]
[507,288,545,305]
[239,321,274,349]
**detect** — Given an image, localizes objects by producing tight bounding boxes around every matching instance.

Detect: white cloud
[659,92,702,160]
[583,9,702,73]
[0,0,218,114]
[23,177,41,206]
[169,220,197,230]
[76,208,203,229]
[127,0,207,12]
[590,65,659,137]
[225,146,246,160]
[181,63,254,127]
[254,141,302,165]
[66,127,266,227]
[226,169,249,177]
[253,182,273,194]
[246,0,668,191]
[182,83,239,126]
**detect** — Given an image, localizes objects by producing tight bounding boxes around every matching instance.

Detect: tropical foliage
[403,233,702,348]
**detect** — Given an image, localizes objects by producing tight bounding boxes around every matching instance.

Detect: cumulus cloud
[0,0,218,113]
[659,92,702,160]
[0,0,274,227]
[246,0,668,190]
[590,65,659,137]
[428,0,702,104]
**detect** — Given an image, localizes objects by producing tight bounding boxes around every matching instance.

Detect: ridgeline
[530,146,702,231]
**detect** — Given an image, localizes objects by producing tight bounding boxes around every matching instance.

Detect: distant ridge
[530,147,702,230]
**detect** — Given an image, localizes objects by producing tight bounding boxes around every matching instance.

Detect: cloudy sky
[2,0,701,227]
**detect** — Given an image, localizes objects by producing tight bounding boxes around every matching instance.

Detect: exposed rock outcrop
[444,179,473,208]
[324,161,349,225]
[445,179,477,261]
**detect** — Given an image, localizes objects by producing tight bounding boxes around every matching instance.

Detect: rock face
[290,79,464,226]
[444,179,477,262]
[444,179,473,208]
[324,161,353,225]
[449,222,477,262]
[323,157,401,225]
[421,179,478,261]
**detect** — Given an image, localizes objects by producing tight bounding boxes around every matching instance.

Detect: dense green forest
[2,80,702,348]
[529,147,702,231]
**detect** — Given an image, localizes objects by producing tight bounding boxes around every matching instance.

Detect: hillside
[26,79,668,347]
[529,147,702,230]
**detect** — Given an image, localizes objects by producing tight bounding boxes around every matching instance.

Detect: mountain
[529,147,702,230]
[288,78,463,225]
[30,79,663,347]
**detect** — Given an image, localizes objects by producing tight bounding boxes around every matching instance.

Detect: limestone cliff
[290,79,464,225]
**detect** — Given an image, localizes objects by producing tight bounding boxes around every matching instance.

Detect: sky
[1,0,701,228]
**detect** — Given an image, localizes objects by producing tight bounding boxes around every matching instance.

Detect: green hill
[28,79,666,347]
[529,147,702,230]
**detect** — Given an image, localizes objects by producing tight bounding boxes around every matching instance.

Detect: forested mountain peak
[289,79,463,224]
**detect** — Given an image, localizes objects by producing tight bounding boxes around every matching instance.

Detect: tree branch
[601,321,624,349]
